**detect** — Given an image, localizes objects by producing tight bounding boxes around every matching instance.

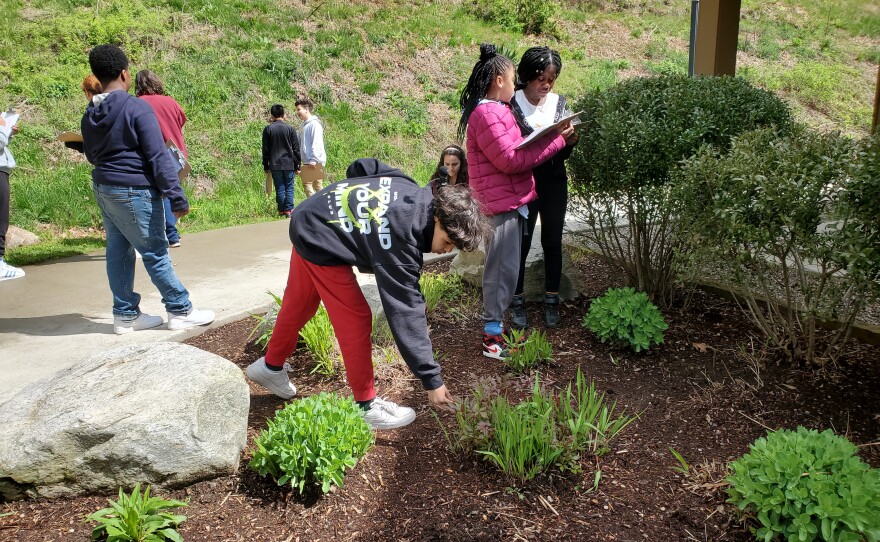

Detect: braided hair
[516,46,562,90]
[457,43,515,141]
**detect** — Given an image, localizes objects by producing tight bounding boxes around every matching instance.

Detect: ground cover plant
[502,328,554,373]
[584,287,668,352]
[727,427,880,541]
[445,368,636,481]
[2,0,876,264]
[85,483,187,542]
[249,392,374,494]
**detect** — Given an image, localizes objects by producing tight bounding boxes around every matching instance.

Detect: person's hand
[426,385,455,411]
[173,209,190,219]
[564,129,579,146]
[0,116,6,127]
[556,120,574,139]
[307,163,317,170]
[11,124,19,136]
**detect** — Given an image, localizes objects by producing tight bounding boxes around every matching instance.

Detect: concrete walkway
[0,220,295,404]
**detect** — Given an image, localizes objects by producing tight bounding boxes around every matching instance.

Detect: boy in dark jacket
[82,44,214,334]
[246,158,490,430]
[262,105,301,217]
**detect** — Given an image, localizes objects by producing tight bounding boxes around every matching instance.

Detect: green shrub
[503,328,553,373]
[250,392,374,494]
[673,129,878,365]
[445,369,636,481]
[300,305,338,376]
[85,483,187,542]
[568,75,792,305]
[463,0,559,35]
[727,427,880,542]
[584,287,668,352]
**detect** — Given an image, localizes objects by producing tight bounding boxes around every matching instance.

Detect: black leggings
[0,170,9,258]
[515,176,568,295]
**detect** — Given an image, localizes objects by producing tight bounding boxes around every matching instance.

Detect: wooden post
[694,0,742,76]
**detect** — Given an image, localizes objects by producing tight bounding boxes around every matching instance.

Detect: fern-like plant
[583,287,668,352]
[727,427,880,542]
[250,392,374,494]
[85,483,187,542]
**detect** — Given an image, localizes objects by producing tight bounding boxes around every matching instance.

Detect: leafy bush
[727,427,880,542]
[85,483,187,542]
[300,305,339,376]
[250,392,374,494]
[445,369,636,481]
[420,271,464,313]
[503,328,553,373]
[568,75,792,305]
[584,287,668,352]
[673,129,879,365]
[463,0,559,35]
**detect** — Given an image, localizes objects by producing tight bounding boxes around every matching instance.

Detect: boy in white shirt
[294,97,326,198]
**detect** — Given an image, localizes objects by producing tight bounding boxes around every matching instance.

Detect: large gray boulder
[0,343,249,500]
[450,223,581,301]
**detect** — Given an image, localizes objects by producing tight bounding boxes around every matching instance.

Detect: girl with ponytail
[457,43,576,360]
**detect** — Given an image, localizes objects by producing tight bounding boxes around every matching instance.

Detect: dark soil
[2,255,878,541]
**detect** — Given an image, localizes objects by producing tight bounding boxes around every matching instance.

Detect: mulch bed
[2,255,878,541]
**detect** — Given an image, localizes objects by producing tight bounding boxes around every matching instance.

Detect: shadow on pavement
[0,313,113,336]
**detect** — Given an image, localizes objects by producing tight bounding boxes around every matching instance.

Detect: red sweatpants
[265,247,375,402]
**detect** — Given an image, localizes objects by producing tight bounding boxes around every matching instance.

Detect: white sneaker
[363,397,416,430]
[0,258,25,281]
[167,308,215,331]
[113,313,164,335]
[245,357,297,399]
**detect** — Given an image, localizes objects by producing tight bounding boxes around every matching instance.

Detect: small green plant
[419,272,463,313]
[248,290,283,350]
[727,427,880,542]
[669,447,690,475]
[503,328,553,373]
[446,369,637,481]
[250,392,374,494]
[583,287,668,352]
[85,483,187,542]
[300,305,338,376]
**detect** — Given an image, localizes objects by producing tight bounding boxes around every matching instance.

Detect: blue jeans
[163,198,180,243]
[93,183,192,318]
[271,170,295,212]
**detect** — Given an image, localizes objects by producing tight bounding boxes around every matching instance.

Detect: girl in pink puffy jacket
[457,43,575,360]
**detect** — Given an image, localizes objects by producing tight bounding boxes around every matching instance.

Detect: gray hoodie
[0,122,16,173]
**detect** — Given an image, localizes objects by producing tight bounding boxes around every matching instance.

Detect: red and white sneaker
[482,333,509,360]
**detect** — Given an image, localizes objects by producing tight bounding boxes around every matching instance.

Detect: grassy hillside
[1,0,877,264]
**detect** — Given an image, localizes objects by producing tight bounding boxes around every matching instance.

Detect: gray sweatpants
[482,209,524,325]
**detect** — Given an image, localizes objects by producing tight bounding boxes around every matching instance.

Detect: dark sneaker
[543,294,561,329]
[482,332,509,360]
[509,295,528,330]
[363,397,416,430]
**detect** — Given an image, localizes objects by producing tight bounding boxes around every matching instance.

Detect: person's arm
[474,105,566,175]
[0,116,10,154]
[373,263,444,392]
[261,126,271,171]
[290,128,301,173]
[133,111,189,214]
[311,121,326,165]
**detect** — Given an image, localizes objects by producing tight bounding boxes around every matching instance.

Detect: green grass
[1,0,876,264]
